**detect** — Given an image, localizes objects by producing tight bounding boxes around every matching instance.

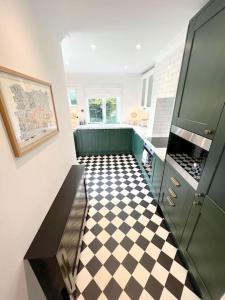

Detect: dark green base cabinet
[161,107,225,300]
[151,155,164,201]
[180,197,225,300]
[160,160,225,300]
[132,131,164,201]
[161,1,225,298]
[159,162,195,244]
[74,129,132,156]
[132,131,144,164]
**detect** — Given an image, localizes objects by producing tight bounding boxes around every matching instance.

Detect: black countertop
[25,165,85,259]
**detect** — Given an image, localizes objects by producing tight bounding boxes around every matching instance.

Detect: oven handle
[144,144,154,156]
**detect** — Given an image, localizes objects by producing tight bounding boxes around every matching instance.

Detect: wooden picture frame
[0,66,59,157]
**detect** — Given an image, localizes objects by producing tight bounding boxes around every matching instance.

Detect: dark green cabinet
[181,197,225,300]
[74,129,132,156]
[180,107,225,299]
[132,131,144,163]
[75,129,96,155]
[173,0,225,138]
[151,155,164,200]
[160,1,225,299]
[160,162,195,243]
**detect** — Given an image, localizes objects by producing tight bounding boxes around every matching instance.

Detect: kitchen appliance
[142,137,168,179]
[142,144,154,179]
[166,125,212,190]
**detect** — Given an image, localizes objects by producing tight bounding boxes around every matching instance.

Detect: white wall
[148,28,187,136]
[0,1,75,299]
[66,73,141,123]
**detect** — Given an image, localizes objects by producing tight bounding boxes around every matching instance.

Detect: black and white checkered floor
[75,154,200,300]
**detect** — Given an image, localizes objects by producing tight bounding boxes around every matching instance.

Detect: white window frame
[141,68,154,109]
[86,96,120,124]
[67,88,78,107]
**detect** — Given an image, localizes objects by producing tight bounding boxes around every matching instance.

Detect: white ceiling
[61,0,208,74]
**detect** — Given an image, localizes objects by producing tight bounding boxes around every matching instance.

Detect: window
[106,98,117,123]
[88,98,103,123]
[141,68,154,108]
[88,97,119,124]
[68,89,77,106]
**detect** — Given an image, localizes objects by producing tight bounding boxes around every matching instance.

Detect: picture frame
[0,66,59,157]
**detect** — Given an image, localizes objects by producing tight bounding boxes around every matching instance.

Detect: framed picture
[0,66,59,157]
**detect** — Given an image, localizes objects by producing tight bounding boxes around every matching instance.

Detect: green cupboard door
[115,129,132,154]
[151,156,164,201]
[108,129,119,154]
[74,130,95,156]
[185,197,225,300]
[74,130,81,156]
[207,147,225,211]
[161,181,193,243]
[132,132,144,163]
[173,2,225,138]
[94,129,110,154]
[160,162,196,243]
[80,129,98,155]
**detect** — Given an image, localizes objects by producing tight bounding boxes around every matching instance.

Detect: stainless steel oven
[166,125,212,190]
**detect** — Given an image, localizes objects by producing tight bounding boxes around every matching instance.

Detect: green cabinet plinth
[74,128,132,156]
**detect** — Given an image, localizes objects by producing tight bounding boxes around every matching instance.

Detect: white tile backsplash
[152,98,175,137]
[148,29,187,137]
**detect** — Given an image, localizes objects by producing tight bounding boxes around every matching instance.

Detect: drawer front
[161,162,194,242]
[162,187,187,242]
[164,162,188,199]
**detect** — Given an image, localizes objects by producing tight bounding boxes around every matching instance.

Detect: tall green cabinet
[159,1,225,299]
[180,108,225,300]
[173,0,225,139]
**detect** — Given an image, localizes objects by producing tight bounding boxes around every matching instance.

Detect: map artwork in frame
[0,66,59,157]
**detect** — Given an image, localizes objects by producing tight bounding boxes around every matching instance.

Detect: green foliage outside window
[88,97,118,123]
[89,98,103,122]
[106,98,117,123]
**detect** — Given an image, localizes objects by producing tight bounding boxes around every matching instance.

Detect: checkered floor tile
[74,154,200,300]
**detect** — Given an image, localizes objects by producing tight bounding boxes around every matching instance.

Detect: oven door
[142,145,154,179]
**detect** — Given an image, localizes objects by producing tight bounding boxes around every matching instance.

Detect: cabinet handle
[204,129,213,135]
[194,193,204,198]
[193,200,202,207]
[167,196,175,207]
[170,177,180,187]
[168,188,177,198]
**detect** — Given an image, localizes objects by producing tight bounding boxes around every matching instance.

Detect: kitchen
[68,0,225,299]
[1,0,225,300]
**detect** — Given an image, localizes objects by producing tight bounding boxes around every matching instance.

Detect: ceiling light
[65,61,69,66]
[124,65,128,70]
[136,44,142,50]
[90,44,96,50]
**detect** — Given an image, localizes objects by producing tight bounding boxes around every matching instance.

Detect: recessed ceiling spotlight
[90,44,96,50]
[136,44,142,50]
[65,60,69,66]
[124,65,128,70]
